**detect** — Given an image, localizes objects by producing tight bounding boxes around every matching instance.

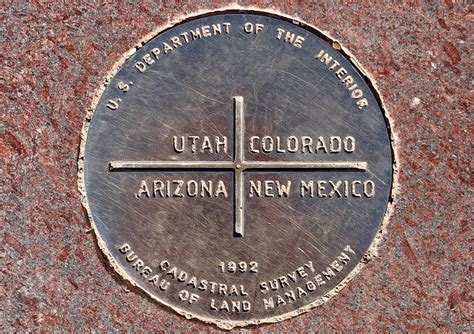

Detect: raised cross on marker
[109,96,368,238]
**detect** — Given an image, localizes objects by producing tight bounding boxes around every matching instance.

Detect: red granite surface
[2,1,472,332]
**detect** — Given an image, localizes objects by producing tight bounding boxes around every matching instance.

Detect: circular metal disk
[80,10,394,329]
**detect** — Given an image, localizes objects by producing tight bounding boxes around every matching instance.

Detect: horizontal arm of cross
[109,161,235,170]
[109,160,368,171]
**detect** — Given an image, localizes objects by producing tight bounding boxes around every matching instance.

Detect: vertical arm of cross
[233,96,244,237]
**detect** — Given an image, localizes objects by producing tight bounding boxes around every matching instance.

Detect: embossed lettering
[248,136,356,154]
[210,299,251,312]
[137,179,228,198]
[315,49,369,109]
[244,22,264,34]
[249,180,291,197]
[134,23,231,73]
[106,99,120,110]
[276,28,305,48]
[300,180,376,198]
[173,135,228,154]
[178,290,200,304]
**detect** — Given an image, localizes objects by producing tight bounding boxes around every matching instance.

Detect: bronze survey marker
[80,11,394,329]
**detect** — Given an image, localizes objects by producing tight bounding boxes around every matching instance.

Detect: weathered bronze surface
[81,10,394,329]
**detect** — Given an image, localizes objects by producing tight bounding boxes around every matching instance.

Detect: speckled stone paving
[2,1,472,332]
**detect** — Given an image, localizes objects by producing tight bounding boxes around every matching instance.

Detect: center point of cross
[236,164,241,169]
